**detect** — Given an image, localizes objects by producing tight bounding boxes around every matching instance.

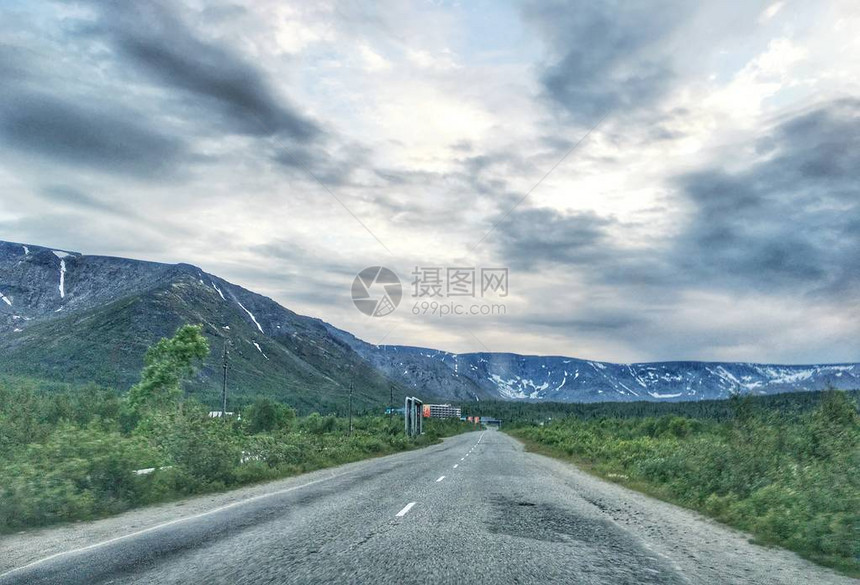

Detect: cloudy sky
[1,0,858,364]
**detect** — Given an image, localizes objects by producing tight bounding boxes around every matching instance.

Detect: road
[0,430,854,585]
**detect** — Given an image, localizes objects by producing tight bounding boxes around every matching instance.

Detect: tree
[244,397,296,434]
[127,325,209,412]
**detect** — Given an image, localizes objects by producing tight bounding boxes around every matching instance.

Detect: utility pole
[221,340,228,417]
[389,384,394,425]
[348,381,353,437]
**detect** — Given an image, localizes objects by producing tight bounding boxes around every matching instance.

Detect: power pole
[221,340,228,417]
[389,384,394,425]
[348,381,353,437]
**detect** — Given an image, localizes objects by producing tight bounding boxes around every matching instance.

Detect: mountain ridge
[1,239,858,406]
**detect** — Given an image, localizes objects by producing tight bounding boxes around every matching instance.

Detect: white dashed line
[453,464,458,469]
[396,502,417,517]
[436,476,445,482]
[460,457,465,461]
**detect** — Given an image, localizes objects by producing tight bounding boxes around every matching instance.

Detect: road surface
[0,430,853,584]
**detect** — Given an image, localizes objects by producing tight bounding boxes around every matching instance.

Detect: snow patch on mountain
[237,301,263,333]
[212,282,225,300]
[489,374,529,399]
[57,259,66,298]
[252,341,269,359]
[649,392,683,399]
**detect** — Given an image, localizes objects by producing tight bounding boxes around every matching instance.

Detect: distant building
[422,404,462,418]
[480,417,502,429]
[208,411,235,418]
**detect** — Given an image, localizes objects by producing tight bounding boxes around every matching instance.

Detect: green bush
[0,381,470,533]
[509,391,860,575]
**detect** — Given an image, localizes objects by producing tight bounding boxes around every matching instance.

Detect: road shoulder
[505,432,857,585]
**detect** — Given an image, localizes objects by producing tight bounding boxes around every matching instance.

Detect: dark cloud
[495,207,617,269]
[0,90,185,178]
[271,142,370,186]
[524,0,690,122]
[0,1,353,189]
[492,99,860,301]
[93,1,319,140]
[676,99,860,296]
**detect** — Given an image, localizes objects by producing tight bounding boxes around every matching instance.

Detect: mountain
[0,240,405,412]
[333,343,860,402]
[1,239,858,407]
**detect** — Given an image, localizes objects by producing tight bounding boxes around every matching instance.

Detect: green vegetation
[459,389,860,423]
[507,391,860,575]
[0,325,468,533]
[0,278,411,414]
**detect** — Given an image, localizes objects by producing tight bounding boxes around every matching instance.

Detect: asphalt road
[0,430,854,585]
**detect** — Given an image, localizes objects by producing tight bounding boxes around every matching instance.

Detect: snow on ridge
[0,291,11,306]
[52,250,72,259]
[237,301,263,333]
[22,245,29,255]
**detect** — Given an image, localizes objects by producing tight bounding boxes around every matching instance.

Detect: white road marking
[0,470,355,578]
[453,464,459,468]
[436,476,445,482]
[396,502,417,517]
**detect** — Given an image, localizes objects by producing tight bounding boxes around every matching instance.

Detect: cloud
[490,99,860,304]
[675,99,860,296]
[92,1,320,140]
[1,0,857,364]
[495,207,617,269]
[524,0,690,123]
[38,185,127,215]
[0,90,186,178]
